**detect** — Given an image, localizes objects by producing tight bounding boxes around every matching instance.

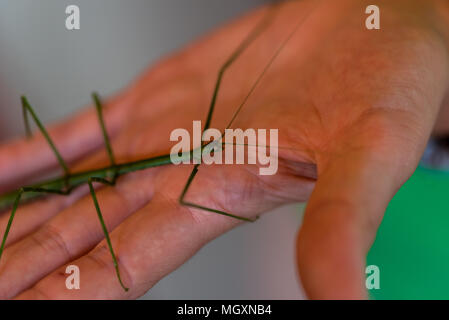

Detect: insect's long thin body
[0,138,300,212]
[0,150,193,211]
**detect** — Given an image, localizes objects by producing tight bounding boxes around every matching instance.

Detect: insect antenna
[179,1,317,222]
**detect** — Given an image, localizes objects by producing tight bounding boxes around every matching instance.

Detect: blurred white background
[0,0,305,299]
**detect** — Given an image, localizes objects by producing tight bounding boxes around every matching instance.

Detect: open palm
[0,0,448,299]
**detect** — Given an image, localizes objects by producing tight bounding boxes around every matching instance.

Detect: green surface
[367,166,449,299]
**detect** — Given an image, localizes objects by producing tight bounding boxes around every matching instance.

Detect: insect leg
[179,165,257,223]
[0,186,73,262]
[176,10,277,223]
[91,93,118,181]
[88,177,128,291]
[21,96,71,185]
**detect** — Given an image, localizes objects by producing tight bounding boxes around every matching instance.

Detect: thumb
[296,114,429,299]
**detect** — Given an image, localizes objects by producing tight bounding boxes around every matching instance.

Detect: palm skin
[0,0,449,299]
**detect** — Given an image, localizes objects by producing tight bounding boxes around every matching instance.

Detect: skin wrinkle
[246,159,315,203]
[0,171,155,298]
[29,224,73,263]
[88,241,133,294]
[226,168,260,212]
[156,189,203,227]
[0,186,90,247]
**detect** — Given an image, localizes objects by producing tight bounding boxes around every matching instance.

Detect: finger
[15,163,315,299]
[296,118,426,299]
[17,191,212,299]
[0,168,158,299]
[15,169,244,299]
[0,186,89,247]
[0,91,132,191]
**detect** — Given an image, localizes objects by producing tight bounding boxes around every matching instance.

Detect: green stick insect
[0,2,311,292]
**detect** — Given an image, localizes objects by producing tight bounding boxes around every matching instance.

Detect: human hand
[0,0,448,299]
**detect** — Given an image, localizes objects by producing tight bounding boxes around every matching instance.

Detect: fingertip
[296,207,368,299]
